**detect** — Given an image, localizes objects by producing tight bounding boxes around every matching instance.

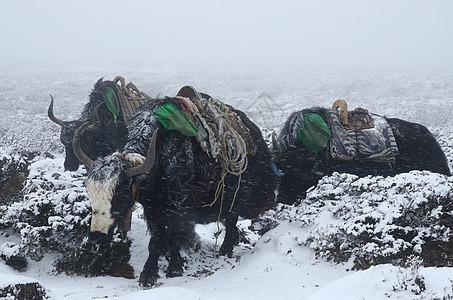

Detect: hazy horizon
[1,0,452,71]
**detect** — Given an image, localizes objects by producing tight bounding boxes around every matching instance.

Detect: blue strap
[271,162,284,177]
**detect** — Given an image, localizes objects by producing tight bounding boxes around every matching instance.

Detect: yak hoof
[139,272,158,288]
[218,246,234,258]
[166,266,183,278]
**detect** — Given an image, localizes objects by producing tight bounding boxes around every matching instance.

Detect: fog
[1,0,453,70]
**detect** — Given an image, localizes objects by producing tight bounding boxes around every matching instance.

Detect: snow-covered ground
[1,65,453,299]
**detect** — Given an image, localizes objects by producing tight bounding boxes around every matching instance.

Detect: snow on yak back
[273,99,451,205]
[74,97,276,287]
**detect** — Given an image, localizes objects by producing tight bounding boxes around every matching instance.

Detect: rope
[177,95,249,177]
[204,98,249,176]
[113,76,151,125]
[219,126,248,176]
[202,166,242,253]
[194,98,248,217]
[178,93,250,254]
[202,129,245,252]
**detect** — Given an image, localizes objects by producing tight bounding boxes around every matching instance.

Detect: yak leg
[219,214,239,257]
[139,223,166,287]
[165,216,195,278]
[165,227,184,278]
[117,208,132,234]
[139,243,160,287]
[166,248,184,278]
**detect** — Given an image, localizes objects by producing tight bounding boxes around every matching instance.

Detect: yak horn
[48,95,65,126]
[73,122,94,169]
[271,131,282,163]
[86,102,105,131]
[332,99,348,126]
[127,129,158,177]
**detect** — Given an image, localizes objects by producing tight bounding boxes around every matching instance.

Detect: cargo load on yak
[107,76,152,125]
[296,99,399,163]
[326,99,399,163]
[173,85,257,176]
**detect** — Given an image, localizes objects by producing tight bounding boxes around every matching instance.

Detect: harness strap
[132,183,140,200]
[205,173,218,193]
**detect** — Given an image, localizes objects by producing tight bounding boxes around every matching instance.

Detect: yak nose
[64,162,79,172]
[88,231,110,245]
[64,158,80,172]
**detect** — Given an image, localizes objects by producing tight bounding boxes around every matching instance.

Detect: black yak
[49,77,148,232]
[74,97,276,287]
[274,99,451,205]
[48,77,134,171]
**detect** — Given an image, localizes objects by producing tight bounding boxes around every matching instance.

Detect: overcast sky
[1,0,452,69]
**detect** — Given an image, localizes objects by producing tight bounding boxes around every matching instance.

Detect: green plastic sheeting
[105,88,119,123]
[297,113,331,153]
[153,103,199,137]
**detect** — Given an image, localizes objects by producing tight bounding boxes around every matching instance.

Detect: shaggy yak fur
[85,98,276,287]
[48,78,128,171]
[274,107,452,205]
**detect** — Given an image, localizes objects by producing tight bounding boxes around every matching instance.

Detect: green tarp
[153,103,199,137]
[297,113,331,153]
[105,88,119,123]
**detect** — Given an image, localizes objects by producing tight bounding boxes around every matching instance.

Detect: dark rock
[0,282,48,300]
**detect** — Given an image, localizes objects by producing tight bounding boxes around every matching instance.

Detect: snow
[1,66,453,299]
[309,266,453,300]
[5,214,453,299]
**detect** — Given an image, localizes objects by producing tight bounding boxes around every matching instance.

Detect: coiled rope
[219,126,248,176]
[180,94,251,253]
[201,99,248,254]
[204,98,249,177]
[113,76,151,125]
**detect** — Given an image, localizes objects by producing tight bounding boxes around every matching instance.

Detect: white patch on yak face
[86,177,118,234]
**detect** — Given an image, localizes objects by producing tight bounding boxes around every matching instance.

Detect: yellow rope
[201,167,227,252]
[201,126,247,252]
[202,168,227,208]
[229,167,242,212]
[202,129,244,209]
[214,177,225,253]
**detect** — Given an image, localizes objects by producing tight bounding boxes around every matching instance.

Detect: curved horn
[86,101,105,132]
[48,95,65,126]
[127,129,159,177]
[271,131,282,163]
[332,99,348,126]
[73,122,94,169]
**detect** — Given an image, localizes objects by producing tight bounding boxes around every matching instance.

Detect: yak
[73,97,276,287]
[49,77,146,232]
[48,78,129,171]
[274,99,451,205]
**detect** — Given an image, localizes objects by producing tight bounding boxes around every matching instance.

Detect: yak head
[48,95,87,171]
[73,122,158,244]
[48,95,111,171]
[84,153,132,244]
[82,78,118,123]
[48,79,125,171]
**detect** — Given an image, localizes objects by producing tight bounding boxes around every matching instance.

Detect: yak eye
[93,210,99,215]
[101,212,106,216]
